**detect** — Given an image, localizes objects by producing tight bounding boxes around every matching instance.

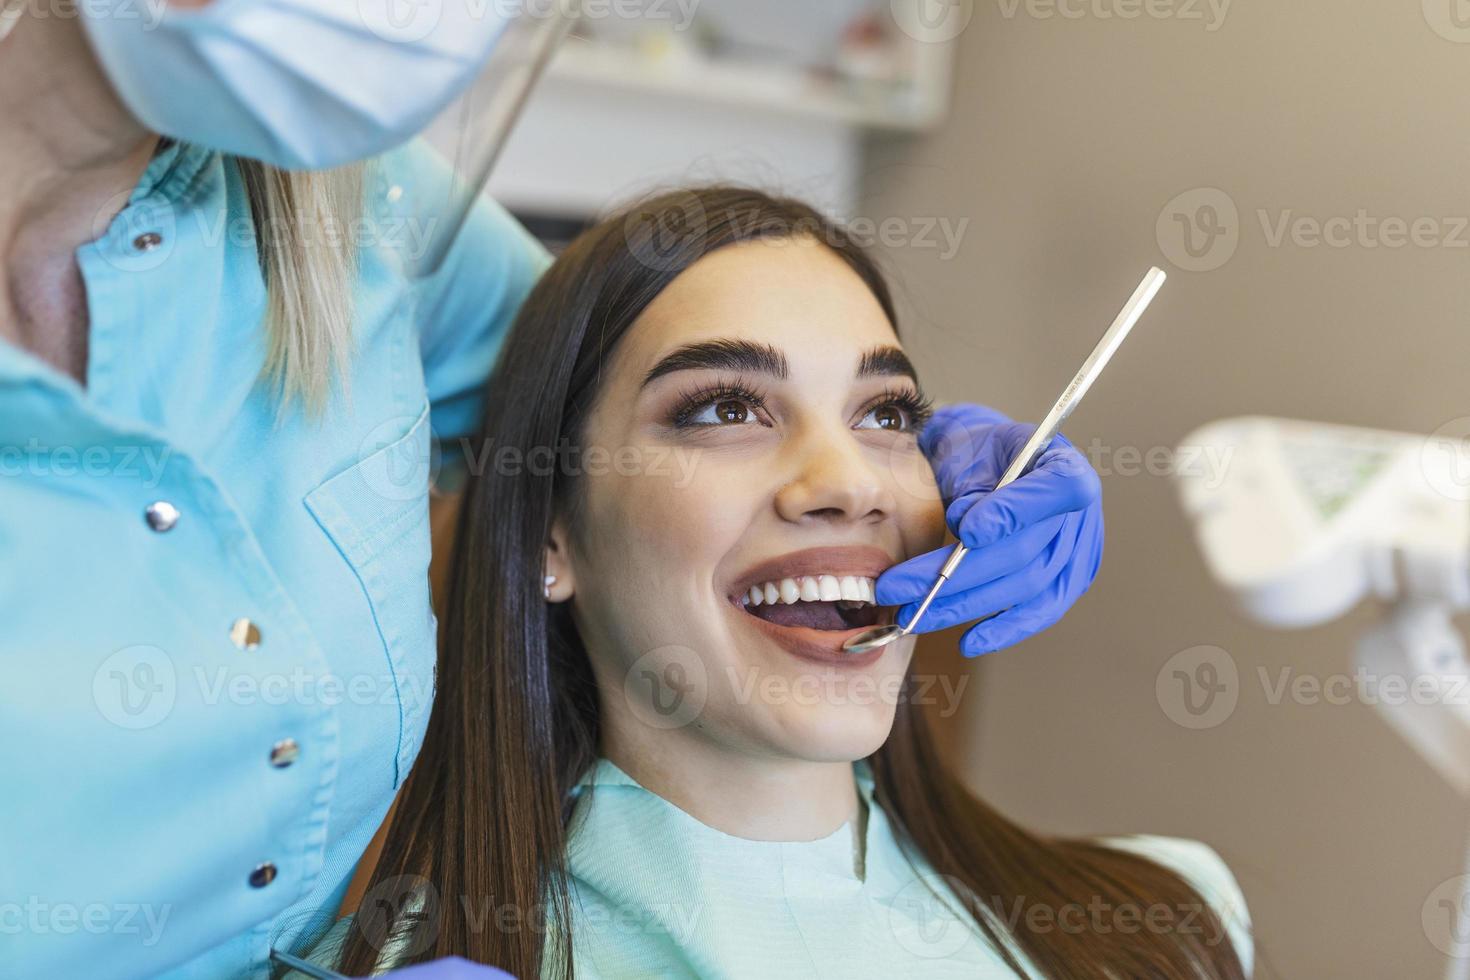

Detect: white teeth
[740,575,878,607]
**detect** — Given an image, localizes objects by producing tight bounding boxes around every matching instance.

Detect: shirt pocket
[304,402,437,785]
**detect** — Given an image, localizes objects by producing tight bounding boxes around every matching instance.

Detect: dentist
[0,1,1104,978]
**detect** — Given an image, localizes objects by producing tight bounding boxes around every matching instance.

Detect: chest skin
[3,243,91,384]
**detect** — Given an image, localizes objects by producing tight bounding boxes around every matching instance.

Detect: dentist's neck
[600,706,862,843]
[0,7,158,376]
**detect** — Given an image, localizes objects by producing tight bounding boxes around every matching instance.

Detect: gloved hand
[875,403,1104,656]
[378,958,515,979]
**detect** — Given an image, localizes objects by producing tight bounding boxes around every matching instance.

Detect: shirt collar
[131,137,215,206]
[0,139,218,385]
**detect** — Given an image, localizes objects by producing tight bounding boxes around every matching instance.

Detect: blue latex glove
[875,403,1104,656]
[378,959,515,979]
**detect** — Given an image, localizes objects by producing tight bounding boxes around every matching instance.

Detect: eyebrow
[640,339,919,389]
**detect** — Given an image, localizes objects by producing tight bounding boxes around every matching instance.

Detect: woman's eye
[688,398,759,426]
[856,404,910,431]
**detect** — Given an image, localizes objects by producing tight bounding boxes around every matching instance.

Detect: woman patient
[328,188,1252,979]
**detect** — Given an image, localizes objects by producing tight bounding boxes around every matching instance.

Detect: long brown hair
[337,187,1247,979]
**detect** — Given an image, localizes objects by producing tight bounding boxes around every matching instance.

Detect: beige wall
[867,1,1470,976]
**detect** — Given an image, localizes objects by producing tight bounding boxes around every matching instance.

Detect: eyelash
[667,377,935,433]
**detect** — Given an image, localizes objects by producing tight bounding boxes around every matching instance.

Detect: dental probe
[269,949,349,980]
[842,266,1168,655]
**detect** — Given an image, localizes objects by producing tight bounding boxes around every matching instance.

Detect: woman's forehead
[618,240,899,382]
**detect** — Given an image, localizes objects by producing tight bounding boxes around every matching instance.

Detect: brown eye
[871,405,904,430]
[715,399,750,424]
[858,403,909,431]
[680,395,763,427]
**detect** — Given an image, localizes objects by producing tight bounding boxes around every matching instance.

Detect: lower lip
[727,598,896,668]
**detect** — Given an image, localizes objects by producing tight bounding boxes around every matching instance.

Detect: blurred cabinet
[484,0,957,224]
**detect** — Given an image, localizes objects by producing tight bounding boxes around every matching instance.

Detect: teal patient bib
[560,759,1254,979]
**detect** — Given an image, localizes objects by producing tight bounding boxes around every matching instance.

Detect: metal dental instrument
[842,266,1169,655]
[269,948,349,980]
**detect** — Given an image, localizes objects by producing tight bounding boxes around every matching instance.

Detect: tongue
[750,600,849,631]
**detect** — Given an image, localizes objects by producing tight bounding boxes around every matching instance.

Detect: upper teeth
[743,575,876,607]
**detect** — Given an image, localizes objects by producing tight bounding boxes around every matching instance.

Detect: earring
[543,574,557,599]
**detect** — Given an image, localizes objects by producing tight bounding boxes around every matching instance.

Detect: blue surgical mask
[80,0,514,170]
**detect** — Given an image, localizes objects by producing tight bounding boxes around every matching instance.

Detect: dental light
[1175,415,1470,781]
[1174,415,1470,978]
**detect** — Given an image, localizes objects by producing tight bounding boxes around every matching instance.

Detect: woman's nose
[772,427,898,526]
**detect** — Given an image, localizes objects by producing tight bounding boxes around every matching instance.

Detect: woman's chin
[758,702,899,764]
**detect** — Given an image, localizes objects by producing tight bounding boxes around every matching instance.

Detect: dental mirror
[843,266,1168,655]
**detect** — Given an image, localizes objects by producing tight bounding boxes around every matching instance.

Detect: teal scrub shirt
[0,137,550,978]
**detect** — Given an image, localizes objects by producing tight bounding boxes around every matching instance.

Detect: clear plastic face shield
[392,1,578,279]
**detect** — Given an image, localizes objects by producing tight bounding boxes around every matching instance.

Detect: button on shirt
[0,137,550,979]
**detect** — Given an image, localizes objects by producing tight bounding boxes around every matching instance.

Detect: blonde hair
[237,159,366,418]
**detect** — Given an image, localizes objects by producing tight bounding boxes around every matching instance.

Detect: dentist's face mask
[80,0,548,172]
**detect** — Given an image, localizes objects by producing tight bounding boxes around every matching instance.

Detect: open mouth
[728,578,896,666]
[724,548,900,664]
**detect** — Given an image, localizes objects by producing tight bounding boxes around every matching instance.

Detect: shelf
[544,41,950,133]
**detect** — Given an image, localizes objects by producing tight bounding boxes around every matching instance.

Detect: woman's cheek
[877,443,945,551]
[615,450,753,567]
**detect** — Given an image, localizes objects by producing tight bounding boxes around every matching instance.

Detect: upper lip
[726,545,896,603]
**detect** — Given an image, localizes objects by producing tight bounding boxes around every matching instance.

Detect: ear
[543,515,575,603]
